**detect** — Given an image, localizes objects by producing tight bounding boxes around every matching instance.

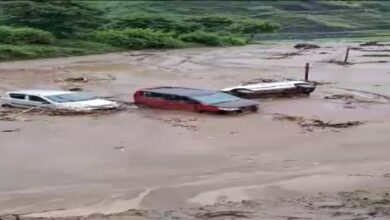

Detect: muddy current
[1,42,390,219]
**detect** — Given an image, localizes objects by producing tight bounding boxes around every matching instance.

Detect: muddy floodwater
[1,42,390,219]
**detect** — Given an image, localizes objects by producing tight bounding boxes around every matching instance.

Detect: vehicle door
[143,92,169,109]
[7,93,31,108]
[178,96,198,111]
[163,95,196,111]
[27,95,52,108]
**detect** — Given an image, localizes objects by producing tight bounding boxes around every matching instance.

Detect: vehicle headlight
[219,107,240,111]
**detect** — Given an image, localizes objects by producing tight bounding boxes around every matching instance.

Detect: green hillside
[97,0,390,40]
[0,0,389,61]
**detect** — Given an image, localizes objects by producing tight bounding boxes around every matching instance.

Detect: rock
[294,43,320,49]
[360,41,386,47]
[1,128,20,133]
[63,77,88,83]
[313,201,344,209]
[68,87,83,91]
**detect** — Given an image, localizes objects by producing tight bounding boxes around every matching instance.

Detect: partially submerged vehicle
[134,87,259,114]
[0,90,119,111]
[221,80,316,98]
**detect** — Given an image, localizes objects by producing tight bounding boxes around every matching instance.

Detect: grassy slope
[97,0,390,40]
[0,40,120,61]
[0,1,389,61]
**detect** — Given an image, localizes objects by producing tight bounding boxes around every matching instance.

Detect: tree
[230,20,280,41]
[1,0,103,38]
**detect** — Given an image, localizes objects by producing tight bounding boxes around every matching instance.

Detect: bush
[180,31,223,46]
[229,20,280,41]
[0,42,120,61]
[2,1,103,38]
[92,29,185,49]
[179,31,246,46]
[221,36,247,46]
[189,16,234,28]
[110,14,202,34]
[0,26,55,44]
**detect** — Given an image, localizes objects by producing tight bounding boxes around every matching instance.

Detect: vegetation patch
[0,26,55,44]
[92,29,185,49]
[0,0,388,60]
[179,31,246,46]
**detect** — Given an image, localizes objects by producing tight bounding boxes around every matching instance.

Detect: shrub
[229,20,280,41]
[0,26,55,44]
[0,42,120,61]
[189,16,234,28]
[110,14,202,34]
[221,36,247,46]
[179,31,246,46]
[92,28,185,49]
[2,1,103,38]
[179,31,224,46]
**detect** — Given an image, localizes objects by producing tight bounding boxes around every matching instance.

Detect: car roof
[7,90,74,96]
[142,87,217,97]
[221,81,308,91]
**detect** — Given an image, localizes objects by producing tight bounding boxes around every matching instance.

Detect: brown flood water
[0,42,390,219]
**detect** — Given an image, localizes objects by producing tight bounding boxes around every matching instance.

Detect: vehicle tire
[1,104,12,108]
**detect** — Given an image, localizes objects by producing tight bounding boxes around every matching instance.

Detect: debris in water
[1,128,20,133]
[359,41,389,47]
[161,117,200,131]
[63,77,88,83]
[310,80,334,86]
[294,43,320,49]
[273,113,364,132]
[362,54,390,57]
[68,87,83,91]
[265,50,306,59]
[113,146,125,151]
[195,210,252,219]
[324,94,355,100]
[324,59,352,66]
[313,201,345,209]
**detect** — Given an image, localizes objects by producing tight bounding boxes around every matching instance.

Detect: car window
[9,93,26,100]
[192,92,240,105]
[145,92,167,99]
[165,95,181,101]
[183,97,198,104]
[46,93,95,103]
[29,95,50,104]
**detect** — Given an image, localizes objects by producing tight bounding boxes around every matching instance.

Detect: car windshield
[45,93,96,103]
[192,92,239,105]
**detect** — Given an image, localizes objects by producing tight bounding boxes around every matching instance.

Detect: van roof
[8,90,74,96]
[142,87,216,97]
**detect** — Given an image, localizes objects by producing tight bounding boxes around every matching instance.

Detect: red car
[134,87,259,114]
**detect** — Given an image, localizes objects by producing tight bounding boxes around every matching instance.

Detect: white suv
[0,90,119,111]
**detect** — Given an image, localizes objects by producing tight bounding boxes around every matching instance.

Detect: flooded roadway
[0,42,390,219]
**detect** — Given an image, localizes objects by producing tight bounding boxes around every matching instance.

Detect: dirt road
[1,42,390,219]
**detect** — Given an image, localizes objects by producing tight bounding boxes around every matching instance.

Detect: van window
[146,92,166,99]
[9,93,26,100]
[29,95,50,104]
